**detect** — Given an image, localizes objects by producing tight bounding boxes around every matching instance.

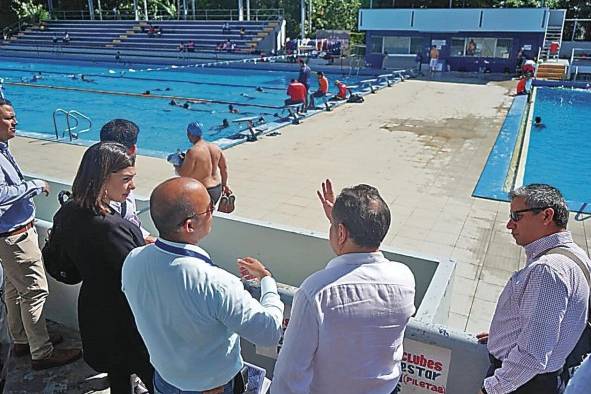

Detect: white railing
[50,8,283,21]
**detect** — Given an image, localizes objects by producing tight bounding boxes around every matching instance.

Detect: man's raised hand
[317,179,335,221]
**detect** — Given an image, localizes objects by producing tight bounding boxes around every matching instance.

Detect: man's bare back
[179,140,224,188]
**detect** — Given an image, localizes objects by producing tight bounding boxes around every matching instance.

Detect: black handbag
[41,194,82,285]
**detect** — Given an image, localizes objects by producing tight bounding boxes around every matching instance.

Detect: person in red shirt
[309,71,330,110]
[335,80,348,100]
[285,79,307,111]
[515,77,527,95]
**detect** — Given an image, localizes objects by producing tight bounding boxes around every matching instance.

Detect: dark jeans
[486,354,567,394]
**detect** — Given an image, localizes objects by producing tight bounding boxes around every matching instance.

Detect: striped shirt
[485,231,590,394]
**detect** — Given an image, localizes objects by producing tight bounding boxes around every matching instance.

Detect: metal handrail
[68,110,92,138]
[52,108,92,141]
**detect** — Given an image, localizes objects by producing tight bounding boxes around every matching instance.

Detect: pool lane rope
[116,53,307,75]
[5,81,284,110]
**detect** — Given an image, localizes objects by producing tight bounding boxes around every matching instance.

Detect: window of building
[410,37,426,54]
[495,39,512,59]
[369,35,383,54]
[450,38,466,57]
[383,36,410,54]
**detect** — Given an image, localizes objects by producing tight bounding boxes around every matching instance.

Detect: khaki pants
[0,226,52,360]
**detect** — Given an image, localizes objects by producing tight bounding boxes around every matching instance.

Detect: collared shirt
[121,239,284,391]
[272,252,416,394]
[485,231,590,394]
[109,190,150,238]
[0,142,44,233]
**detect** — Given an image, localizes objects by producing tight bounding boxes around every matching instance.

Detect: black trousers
[486,354,566,394]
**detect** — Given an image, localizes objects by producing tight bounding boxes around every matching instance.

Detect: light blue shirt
[122,238,284,391]
[0,142,44,233]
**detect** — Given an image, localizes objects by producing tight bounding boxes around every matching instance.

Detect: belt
[0,221,34,238]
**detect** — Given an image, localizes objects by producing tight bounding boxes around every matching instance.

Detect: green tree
[311,0,361,32]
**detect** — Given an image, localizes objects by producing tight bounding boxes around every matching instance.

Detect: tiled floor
[11,79,591,338]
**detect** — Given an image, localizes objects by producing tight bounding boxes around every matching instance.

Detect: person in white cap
[178,122,231,205]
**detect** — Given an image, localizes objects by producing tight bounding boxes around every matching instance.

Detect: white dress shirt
[485,231,590,394]
[272,251,416,394]
[122,239,284,391]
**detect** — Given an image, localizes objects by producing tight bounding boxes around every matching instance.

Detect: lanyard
[155,239,215,266]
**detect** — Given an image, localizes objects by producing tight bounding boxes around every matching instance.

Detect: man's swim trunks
[207,184,223,204]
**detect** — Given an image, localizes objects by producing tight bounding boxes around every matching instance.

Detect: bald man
[122,177,283,393]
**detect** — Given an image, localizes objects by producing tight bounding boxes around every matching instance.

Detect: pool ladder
[53,109,92,141]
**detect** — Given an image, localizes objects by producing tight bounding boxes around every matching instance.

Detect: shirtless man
[178,122,231,205]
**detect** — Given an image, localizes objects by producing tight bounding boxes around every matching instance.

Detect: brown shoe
[31,348,82,370]
[12,332,64,357]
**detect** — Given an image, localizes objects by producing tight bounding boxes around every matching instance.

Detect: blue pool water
[0,59,362,156]
[523,87,591,210]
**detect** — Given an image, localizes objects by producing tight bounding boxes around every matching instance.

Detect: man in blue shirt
[122,177,283,393]
[0,98,81,370]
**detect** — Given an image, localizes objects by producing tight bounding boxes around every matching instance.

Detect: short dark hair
[0,98,13,107]
[332,184,391,248]
[317,71,324,77]
[100,119,139,149]
[509,184,569,228]
[72,142,134,215]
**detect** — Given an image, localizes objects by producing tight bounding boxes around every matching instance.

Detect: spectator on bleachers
[147,24,156,38]
[52,34,58,44]
[63,32,70,44]
[178,42,186,53]
[239,27,246,39]
[222,22,231,34]
[216,42,224,51]
[155,26,162,38]
[187,41,195,52]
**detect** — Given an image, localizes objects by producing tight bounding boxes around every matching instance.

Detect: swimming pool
[474,87,591,212]
[522,87,591,210]
[0,59,363,156]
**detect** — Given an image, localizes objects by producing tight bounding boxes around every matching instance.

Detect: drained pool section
[0,59,362,156]
[474,87,590,212]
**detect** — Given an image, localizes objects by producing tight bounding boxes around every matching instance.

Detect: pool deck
[6,77,591,391]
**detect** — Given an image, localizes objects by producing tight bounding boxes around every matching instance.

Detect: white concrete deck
[11,79,591,336]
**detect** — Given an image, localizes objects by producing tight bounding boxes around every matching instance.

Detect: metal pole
[369,0,372,8]
[238,0,244,21]
[449,0,452,7]
[47,0,53,13]
[97,0,102,20]
[87,0,95,20]
[183,0,187,19]
[308,0,312,35]
[133,0,138,20]
[572,20,577,41]
[192,0,195,20]
[301,0,305,39]
[143,0,148,20]
[247,0,250,21]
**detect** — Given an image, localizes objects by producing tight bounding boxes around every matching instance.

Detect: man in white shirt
[122,177,284,393]
[271,180,416,394]
[100,119,156,243]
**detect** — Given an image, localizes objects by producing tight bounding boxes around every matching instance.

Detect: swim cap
[187,122,203,137]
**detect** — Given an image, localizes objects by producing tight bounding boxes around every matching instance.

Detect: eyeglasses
[509,207,549,222]
[178,201,214,226]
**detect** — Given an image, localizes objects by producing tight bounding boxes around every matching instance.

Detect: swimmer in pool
[240,93,255,100]
[170,99,178,106]
[228,104,239,114]
[211,119,231,133]
[183,102,191,109]
[256,86,265,92]
[81,74,96,83]
[534,116,545,129]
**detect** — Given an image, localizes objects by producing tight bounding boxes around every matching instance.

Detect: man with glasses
[122,177,284,393]
[477,184,590,394]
